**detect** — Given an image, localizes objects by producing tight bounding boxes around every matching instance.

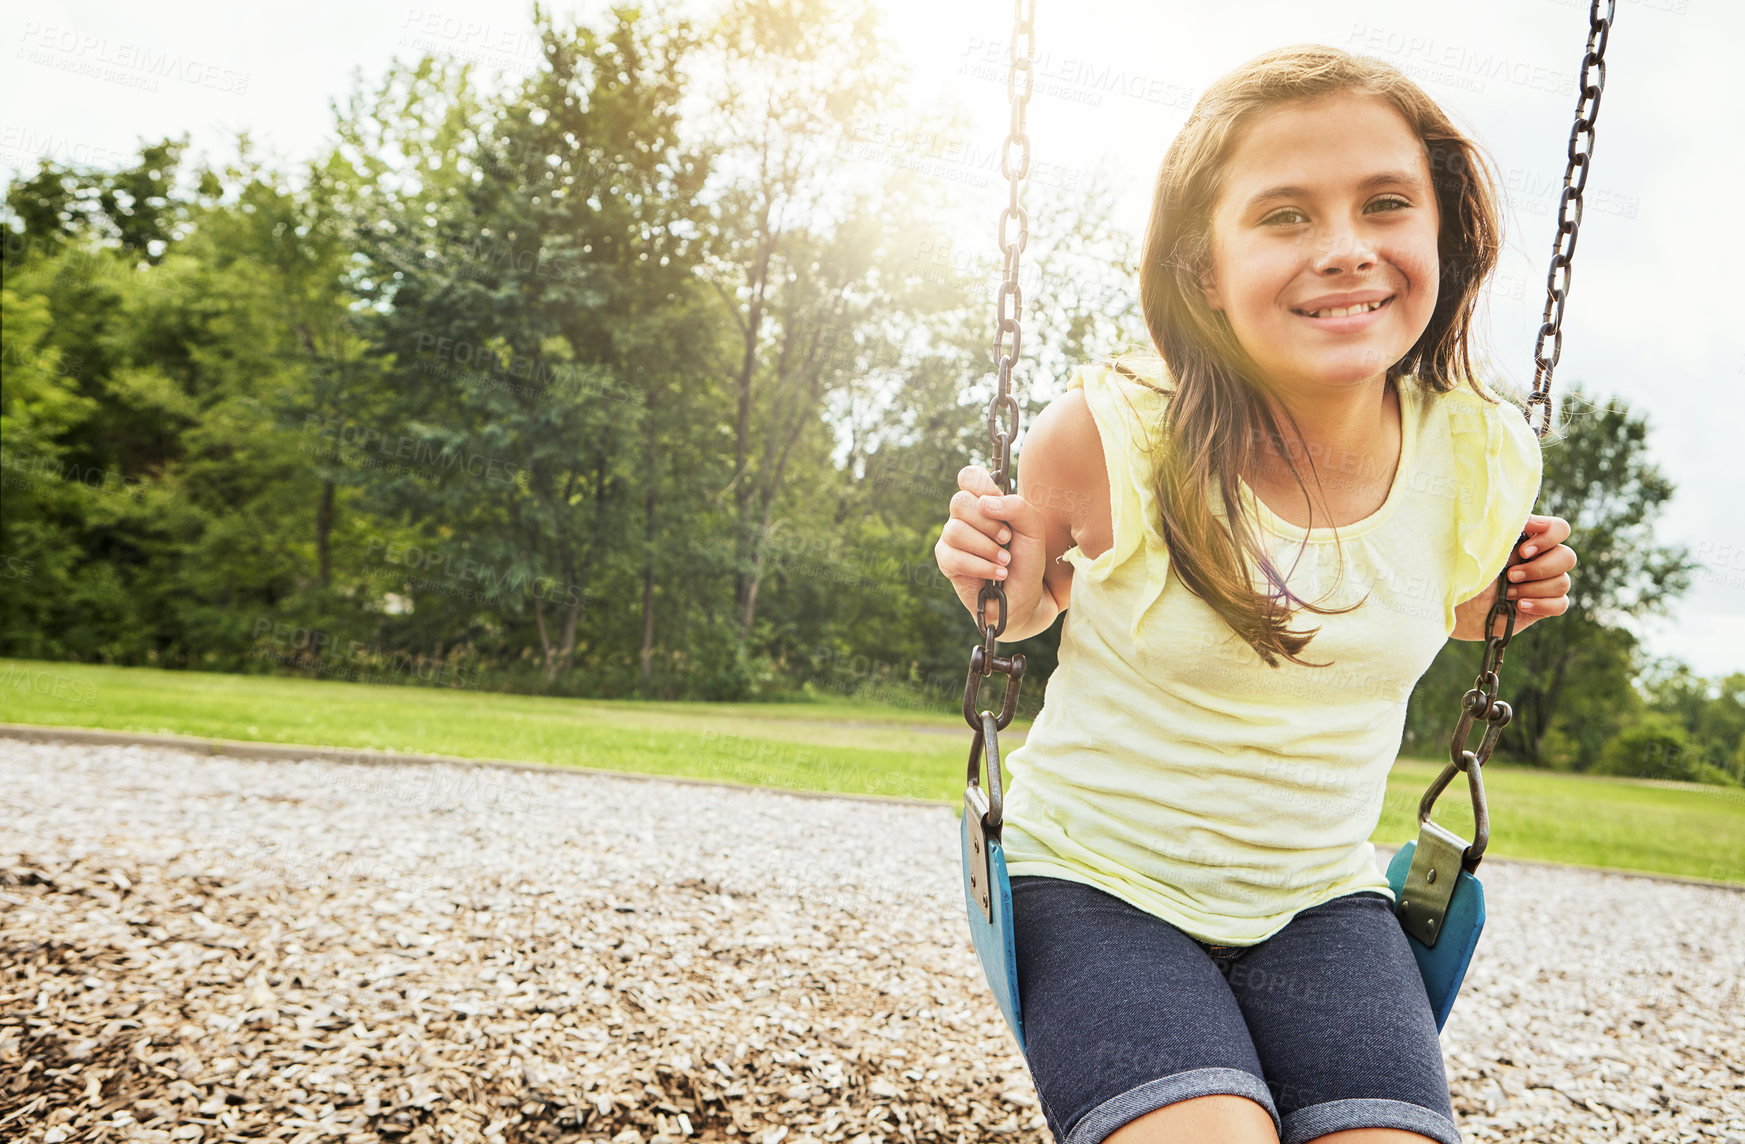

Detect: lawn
[3,657,1740,886]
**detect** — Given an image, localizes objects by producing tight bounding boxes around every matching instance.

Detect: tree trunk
[534,594,553,680]
[640,483,657,687]
[729,203,774,647]
[736,335,825,640]
[556,594,583,676]
[639,382,660,687]
[315,480,335,588]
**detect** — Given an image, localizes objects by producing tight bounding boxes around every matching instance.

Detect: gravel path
[2,739,1741,1144]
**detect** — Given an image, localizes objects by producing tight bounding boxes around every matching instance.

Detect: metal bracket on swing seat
[964,782,994,924]
[1397,743,1492,948]
[963,642,1023,926]
[963,709,1006,925]
[1396,819,1468,948]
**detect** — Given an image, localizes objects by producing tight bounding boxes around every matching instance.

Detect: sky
[3,0,1740,678]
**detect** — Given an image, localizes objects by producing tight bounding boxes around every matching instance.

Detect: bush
[1595,714,1717,783]
[1689,761,1743,788]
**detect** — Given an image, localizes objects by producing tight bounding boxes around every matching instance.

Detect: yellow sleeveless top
[999,355,1544,944]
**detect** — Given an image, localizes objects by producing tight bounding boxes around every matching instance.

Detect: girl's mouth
[1292,295,1395,329]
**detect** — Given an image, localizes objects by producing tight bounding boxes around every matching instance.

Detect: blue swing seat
[1386,839,1486,1032]
[960,799,1027,1054]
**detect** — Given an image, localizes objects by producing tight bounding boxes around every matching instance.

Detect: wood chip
[4,740,1742,1143]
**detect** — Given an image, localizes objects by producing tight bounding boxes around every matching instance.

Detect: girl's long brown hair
[1113,44,1504,668]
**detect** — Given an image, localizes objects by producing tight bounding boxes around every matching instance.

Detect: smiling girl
[934,45,1578,1144]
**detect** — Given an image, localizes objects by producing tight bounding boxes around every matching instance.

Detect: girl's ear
[1199,266,1225,312]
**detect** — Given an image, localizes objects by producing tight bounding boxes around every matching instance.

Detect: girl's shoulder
[1072,352,1175,400]
[1426,375,1546,473]
[1428,375,1546,614]
[1069,353,1175,442]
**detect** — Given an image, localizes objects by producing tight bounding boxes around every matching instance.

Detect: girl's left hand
[1451,514,1577,641]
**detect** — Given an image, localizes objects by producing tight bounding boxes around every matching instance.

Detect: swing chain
[1526,0,1614,440]
[1422,0,1615,875]
[964,0,1037,755]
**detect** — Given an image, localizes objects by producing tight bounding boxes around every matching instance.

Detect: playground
[4,736,1740,1143]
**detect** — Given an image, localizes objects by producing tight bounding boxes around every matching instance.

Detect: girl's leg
[1009,874,1283,1144]
[1221,891,1462,1144]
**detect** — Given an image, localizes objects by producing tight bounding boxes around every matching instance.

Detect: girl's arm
[935,386,1105,644]
[1449,514,1577,641]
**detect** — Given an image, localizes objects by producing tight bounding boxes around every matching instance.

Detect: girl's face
[1201,91,1441,397]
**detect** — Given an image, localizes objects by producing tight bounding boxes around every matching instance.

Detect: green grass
[4,657,1741,886]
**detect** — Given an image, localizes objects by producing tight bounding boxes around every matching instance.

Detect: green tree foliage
[0,0,1734,784]
[2,138,204,268]
[1620,659,1745,784]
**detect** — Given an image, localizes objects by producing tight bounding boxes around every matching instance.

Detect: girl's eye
[1259,197,1411,226]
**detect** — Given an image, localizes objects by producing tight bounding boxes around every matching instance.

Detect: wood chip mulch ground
[2,739,1741,1144]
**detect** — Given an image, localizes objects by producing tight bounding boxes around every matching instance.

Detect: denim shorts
[1010,874,1461,1144]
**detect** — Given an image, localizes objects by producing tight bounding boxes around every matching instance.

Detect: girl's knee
[1104,1093,1279,1144]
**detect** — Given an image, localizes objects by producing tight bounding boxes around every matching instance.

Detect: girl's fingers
[938,467,1017,588]
[1519,514,1572,558]
[949,488,1008,543]
[1507,543,1577,585]
[1506,573,1571,611]
[939,540,1007,582]
[944,517,1009,567]
[1509,593,1567,616]
[958,465,1003,505]
[954,467,1014,542]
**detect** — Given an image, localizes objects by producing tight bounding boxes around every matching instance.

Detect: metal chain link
[1525,0,1613,441]
[1443,0,1614,853]
[963,0,1035,743]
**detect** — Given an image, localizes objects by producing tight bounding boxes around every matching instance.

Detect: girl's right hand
[935,465,1049,625]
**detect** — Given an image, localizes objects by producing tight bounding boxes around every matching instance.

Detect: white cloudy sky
[3,0,1740,677]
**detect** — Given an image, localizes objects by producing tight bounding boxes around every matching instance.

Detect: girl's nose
[1310,229,1377,275]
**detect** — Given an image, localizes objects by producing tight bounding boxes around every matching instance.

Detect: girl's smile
[1291,291,1396,331]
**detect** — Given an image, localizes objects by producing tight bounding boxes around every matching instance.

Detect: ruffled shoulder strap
[1441,378,1546,629]
[1059,356,1174,648]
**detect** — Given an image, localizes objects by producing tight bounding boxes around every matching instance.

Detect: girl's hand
[935,465,1049,626]
[1451,514,1577,640]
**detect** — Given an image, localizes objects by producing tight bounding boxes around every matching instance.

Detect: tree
[2,138,203,269]
[354,4,717,685]
[698,0,938,662]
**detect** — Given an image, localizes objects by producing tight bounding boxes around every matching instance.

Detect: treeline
[1,0,1738,783]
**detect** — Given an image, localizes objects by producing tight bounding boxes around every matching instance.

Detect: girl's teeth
[1306,301,1382,318]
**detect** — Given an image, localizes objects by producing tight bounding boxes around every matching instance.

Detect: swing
[958,1,1616,1054]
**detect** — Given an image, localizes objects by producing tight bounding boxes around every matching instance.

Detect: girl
[933,45,1578,1144]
